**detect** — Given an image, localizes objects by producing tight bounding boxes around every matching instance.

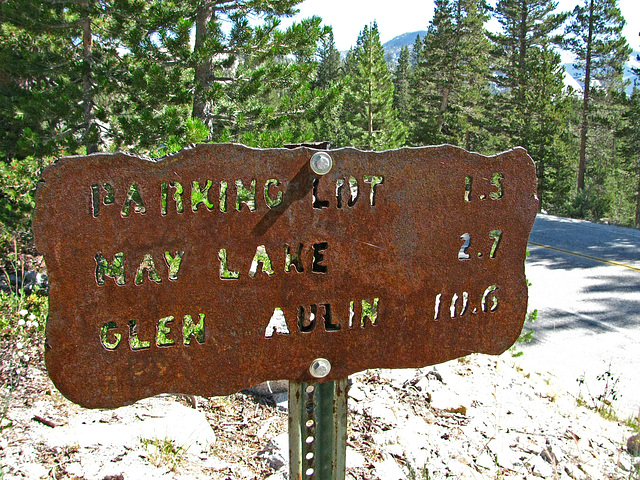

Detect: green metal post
[289,378,348,480]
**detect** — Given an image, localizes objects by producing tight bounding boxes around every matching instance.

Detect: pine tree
[621,83,640,226]
[111,1,326,149]
[393,46,411,125]
[0,0,134,157]
[522,46,575,210]
[491,0,567,103]
[342,22,405,150]
[315,30,341,90]
[409,0,491,149]
[312,29,348,147]
[564,0,631,192]
[489,0,571,209]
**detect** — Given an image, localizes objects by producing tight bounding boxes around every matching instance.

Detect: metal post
[289,378,348,480]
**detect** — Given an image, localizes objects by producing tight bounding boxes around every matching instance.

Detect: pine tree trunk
[636,163,640,227]
[192,2,216,128]
[368,41,374,146]
[518,0,528,103]
[578,0,595,192]
[81,12,98,154]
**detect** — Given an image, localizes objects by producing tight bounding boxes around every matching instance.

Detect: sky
[281,0,640,54]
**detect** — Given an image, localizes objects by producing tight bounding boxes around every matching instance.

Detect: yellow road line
[528,241,640,273]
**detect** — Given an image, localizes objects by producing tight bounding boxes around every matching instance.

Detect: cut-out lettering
[135,254,162,285]
[95,252,126,286]
[489,230,502,258]
[156,316,175,347]
[336,178,345,209]
[128,319,150,351]
[450,292,469,318]
[285,243,304,273]
[91,184,100,217]
[161,182,168,215]
[312,178,329,209]
[171,182,184,214]
[361,298,379,327]
[464,176,472,202]
[183,313,205,345]
[363,175,383,206]
[458,233,470,260]
[103,183,115,204]
[100,321,121,350]
[482,285,499,312]
[265,308,290,337]
[191,180,215,212]
[91,183,116,217]
[219,181,228,212]
[264,179,283,208]
[218,249,239,280]
[460,291,469,316]
[450,293,459,318]
[121,183,146,217]
[349,300,355,328]
[348,176,359,207]
[434,293,442,320]
[235,179,256,212]
[298,305,317,333]
[312,243,328,274]
[323,304,340,331]
[164,251,185,281]
[490,173,504,200]
[249,245,274,278]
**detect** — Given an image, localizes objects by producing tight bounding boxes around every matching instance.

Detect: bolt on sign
[33,144,538,409]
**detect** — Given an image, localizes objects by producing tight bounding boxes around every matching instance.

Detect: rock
[628,434,640,456]
[541,445,558,465]
[348,384,366,402]
[346,447,366,469]
[528,453,554,478]
[429,389,467,415]
[618,453,633,471]
[366,401,398,425]
[20,462,50,479]
[373,454,407,480]
[265,472,287,480]
[257,436,287,471]
[247,380,289,396]
[488,438,520,469]
[475,451,495,470]
[272,392,288,412]
[45,399,215,453]
[414,376,431,393]
[448,458,480,479]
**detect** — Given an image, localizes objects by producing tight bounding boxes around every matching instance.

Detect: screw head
[309,358,331,378]
[310,152,333,175]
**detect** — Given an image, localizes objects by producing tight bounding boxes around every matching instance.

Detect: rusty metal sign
[33,144,538,408]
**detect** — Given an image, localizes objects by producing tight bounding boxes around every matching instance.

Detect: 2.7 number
[458,230,502,260]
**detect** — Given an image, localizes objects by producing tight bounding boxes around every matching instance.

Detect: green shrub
[0,156,55,258]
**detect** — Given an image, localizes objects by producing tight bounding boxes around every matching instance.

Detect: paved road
[520,214,640,417]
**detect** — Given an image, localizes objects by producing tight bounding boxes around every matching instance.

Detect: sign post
[33,144,538,477]
[289,377,348,480]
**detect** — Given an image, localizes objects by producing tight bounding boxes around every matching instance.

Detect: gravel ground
[1,339,639,480]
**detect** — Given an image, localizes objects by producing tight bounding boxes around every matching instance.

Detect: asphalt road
[520,214,640,418]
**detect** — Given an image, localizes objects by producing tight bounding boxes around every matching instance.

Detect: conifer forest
[1,0,640,258]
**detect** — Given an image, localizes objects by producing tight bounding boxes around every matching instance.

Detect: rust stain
[33,144,538,408]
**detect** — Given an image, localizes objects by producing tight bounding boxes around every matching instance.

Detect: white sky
[281,0,640,54]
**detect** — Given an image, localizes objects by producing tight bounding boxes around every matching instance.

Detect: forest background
[1,0,640,265]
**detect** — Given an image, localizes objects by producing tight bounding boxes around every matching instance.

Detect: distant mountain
[563,51,639,94]
[380,30,639,94]
[383,31,427,64]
